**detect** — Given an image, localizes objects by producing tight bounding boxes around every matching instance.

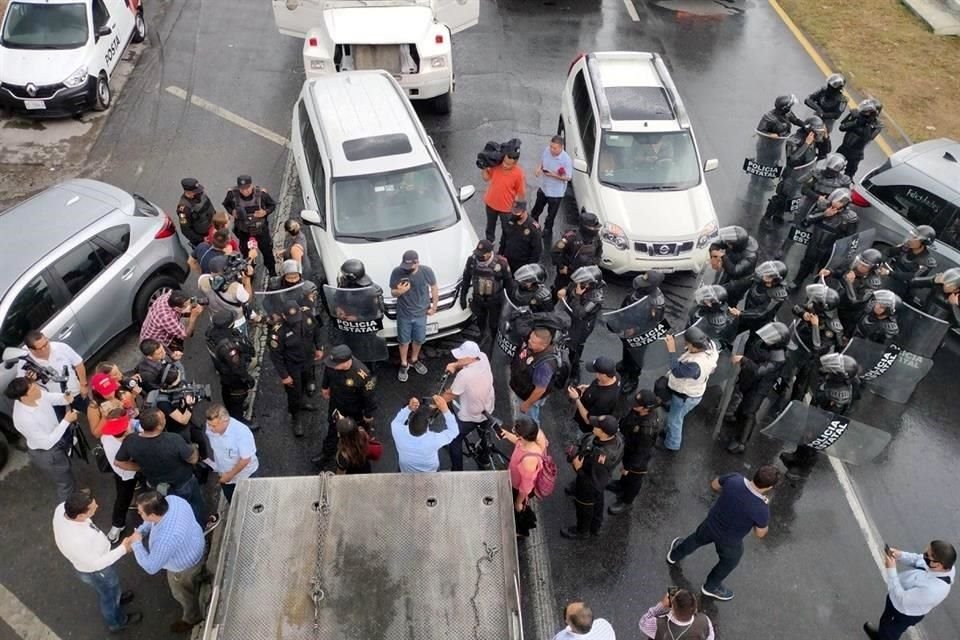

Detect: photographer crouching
[479,138,525,243]
[139,290,204,355]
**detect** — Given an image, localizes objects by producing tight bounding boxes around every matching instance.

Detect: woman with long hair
[502,417,549,538]
[87,363,141,437]
[335,417,372,475]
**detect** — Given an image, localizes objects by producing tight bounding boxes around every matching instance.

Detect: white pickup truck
[272,0,479,113]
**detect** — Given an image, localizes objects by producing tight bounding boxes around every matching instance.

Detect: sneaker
[107,526,123,544]
[862,622,880,639]
[204,514,221,536]
[109,612,143,633]
[559,526,590,540]
[666,536,682,565]
[726,441,746,454]
[398,365,409,382]
[411,360,428,375]
[701,584,734,601]
[607,500,632,515]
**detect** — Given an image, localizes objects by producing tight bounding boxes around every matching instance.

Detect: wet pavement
[1,0,957,639]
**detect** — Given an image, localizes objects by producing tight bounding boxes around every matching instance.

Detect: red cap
[101,414,130,437]
[91,373,119,397]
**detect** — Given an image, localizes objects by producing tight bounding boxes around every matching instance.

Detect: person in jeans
[553,601,616,640]
[502,417,548,538]
[662,327,718,452]
[53,491,142,633]
[389,250,438,382]
[98,404,139,543]
[638,589,715,640]
[530,136,573,235]
[203,404,258,503]
[481,149,526,243]
[666,464,780,601]
[442,341,495,471]
[390,395,459,472]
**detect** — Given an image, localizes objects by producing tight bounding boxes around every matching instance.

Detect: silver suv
[0,180,190,466]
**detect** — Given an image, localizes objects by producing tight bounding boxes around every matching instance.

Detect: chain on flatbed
[310,472,332,638]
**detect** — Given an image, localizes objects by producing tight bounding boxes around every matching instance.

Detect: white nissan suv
[559,51,720,274]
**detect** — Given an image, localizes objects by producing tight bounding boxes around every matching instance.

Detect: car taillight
[567,53,585,74]
[155,214,176,239]
[850,188,871,208]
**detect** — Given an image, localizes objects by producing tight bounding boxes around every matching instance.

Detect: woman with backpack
[503,417,553,538]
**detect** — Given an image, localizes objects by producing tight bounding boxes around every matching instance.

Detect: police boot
[301,400,320,411]
[608,500,633,515]
[291,413,305,438]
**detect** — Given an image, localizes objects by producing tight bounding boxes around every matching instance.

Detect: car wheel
[133,274,180,325]
[433,91,452,115]
[94,72,111,111]
[132,10,147,43]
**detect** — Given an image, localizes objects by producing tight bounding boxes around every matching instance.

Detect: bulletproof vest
[745,282,786,312]
[512,283,554,312]
[785,133,817,169]
[793,312,841,353]
[748,340,786,369]
[622,410,662,451]
[230,187,266,234]
[855,313,898,343]
[814,378,854,414]
[758,110,792,137]
[813,88,845,115]
[850,271,884,302]
[206,325,253,360]
[566,284,604,321]
[471,257,505,298]
[891,248,935,275]
[812,208,857,246]
[212,340,249,378]
[811,170,851,196]
[177,194,214,237]
[699,306,733,331]
[922,288,954,321]
[509,345,559,401]
[563,231,601,269]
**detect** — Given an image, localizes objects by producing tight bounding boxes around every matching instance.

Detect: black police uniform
[612,409,662,505]
[688,304,739,351]
[315,359,378,466]
[509,280,555,313]
[570,433,624,536]
[499,215,543,273]
[268,307,324,434]
[794,203,859,285]
[725,277,789,335]
[784,307,843,403]
[797,167,851,223]
[461,253,512,344]
[789,373,859,467]
[206,321,255,419]
[883,245,937,298]
[805,86,846,156]
[757,108,804,137]
[223,185,278,276]
[617,289,666,393]
[718,236,759,284]
[837,110,883,177]
[853,310,899,345]
[727,339,786,449]
[176,188,216,247]
[763,129,818,222]
[562,282,605,383]
[824,267,884,333]
[913,277,960,329]
[551,229,602,297]
[265,275,320,318]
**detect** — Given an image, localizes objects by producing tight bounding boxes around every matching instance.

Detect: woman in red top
[205,211,241,252]
[503,417,548,538]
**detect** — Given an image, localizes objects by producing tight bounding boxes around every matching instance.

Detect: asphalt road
[1,0,958,639]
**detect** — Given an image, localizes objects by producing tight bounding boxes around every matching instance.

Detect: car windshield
[597,131,701,191]
[1,2,88,49]
[331,164,459,241]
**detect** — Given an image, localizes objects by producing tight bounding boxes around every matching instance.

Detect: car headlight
[63,65,88,88]
[601,223,629,251]
[430,56,447,68]
[696,221,719,249]
[309,59,327,71]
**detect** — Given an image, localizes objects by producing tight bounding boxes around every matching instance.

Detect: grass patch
[777,0,960,144]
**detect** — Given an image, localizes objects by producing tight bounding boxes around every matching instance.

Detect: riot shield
[843,339,933,404]
[602,297,672,369]
[782,157,818,218]
[738,131,787,205]
[712,331,751,439]
[781,223,812,281]
[496,295,526,359]
[822,229,877,273]
[760,400,891,465]
[894,303,950,359]
[254,282,309,322]
[322,285,388,364]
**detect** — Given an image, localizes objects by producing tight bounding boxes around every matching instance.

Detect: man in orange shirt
[482,149,526,243]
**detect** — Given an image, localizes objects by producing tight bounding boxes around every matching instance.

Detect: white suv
[559,51,720,274]
[291,70,478,343]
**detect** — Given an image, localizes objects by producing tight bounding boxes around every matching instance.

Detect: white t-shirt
[451,355,495,422]
[205,418,259,483]
[52,503,126,573]
[101,434,137,481]
[553,618,616,640]
[18,342,83,394]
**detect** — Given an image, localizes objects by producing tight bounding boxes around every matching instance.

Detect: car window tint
[572,71,591,135]
[92,0,110,29]
[97,225,131,255]
[0,275,62,349]
[298,101,326,219]
[938,206,960,250]
[865,183,952,228]
[56,242,107,297]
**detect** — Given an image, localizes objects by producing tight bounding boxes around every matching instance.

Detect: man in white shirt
[203,403,259,503]
[442,341,495,471]
[553,601,616,640]
[52,490,142,632]
[5,377,79,502]
[19,330,88,405]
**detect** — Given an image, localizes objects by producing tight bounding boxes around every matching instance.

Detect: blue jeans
[76,565,125,630]
[665,393,702,451]
[523,398,546,426]
[672,521,745,591]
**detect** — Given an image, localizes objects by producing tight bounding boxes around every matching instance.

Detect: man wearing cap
[567,357,620,435]
[268,301,324,437]
[482,147,526,243]
[498,199,543,273]
[460,241,512,349]
[441,341,495,471]
[561,414,624,540]
[390,250,439,382]
[175,178,216,247]
[531,136,573,236]
[662,328,719,452]
[608,390,663,515]
[312,345,378,469]
[223,175,278,278]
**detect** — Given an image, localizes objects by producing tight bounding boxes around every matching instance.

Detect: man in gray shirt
[389,250,438,382]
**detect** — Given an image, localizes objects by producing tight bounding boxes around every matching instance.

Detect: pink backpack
[521,450,558,499]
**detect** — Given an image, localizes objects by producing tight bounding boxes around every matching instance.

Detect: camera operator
[480,139,525,243]
[147,367,207,452]
[198,254,254,331]
[206,311,256,424]
[175,178,216,248]
[638,589,715,640]
[560,415,624,540]
[139,290,204,352]
[135,339,182,394]
[17,330,88,413]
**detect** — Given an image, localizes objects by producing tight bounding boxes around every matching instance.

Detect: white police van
[0,0,146,116]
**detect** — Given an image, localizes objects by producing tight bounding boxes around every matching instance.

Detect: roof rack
[585,53,613,130]
[652,53,690,129]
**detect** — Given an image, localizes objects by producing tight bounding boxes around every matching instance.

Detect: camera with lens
[222,253,251,284]
[9,357,68,386]
[476,138,522,169]
[565,438,594,463]
[147,382,212,410]
[190,295,210,307]
[120,376,140,392]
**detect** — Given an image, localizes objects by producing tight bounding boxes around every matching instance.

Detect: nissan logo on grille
[25,83,37,97]
[658,244,671,255]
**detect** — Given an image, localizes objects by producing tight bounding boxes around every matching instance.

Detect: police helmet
[827,187,852,208]
[281,259,303,276]
[870,289,900,316]
[910,225,936,246]
[718,225,750,250]
[940,267,960,291]
[826,73,846,90]
[632,271,666,294]
[857,99,879,118]
[579,211,603,231]
[823,153,848,177]
[774,94,798,113]
[513,263,546,288]
[819,353,859,380]
[851,248,883,271]
[805,283,840,311]
[757,321,791,347]
[804,115,827,134]
[571,265,603,286]
[694,284,727,307]
[683,326,712,350]
[339,259,366,284]
[214,339,240,364]
[754,260,788,284]
[301,280,318,299]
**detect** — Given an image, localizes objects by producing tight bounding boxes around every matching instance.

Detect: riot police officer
[460,240,512,347]
[819,248,886,332]
[757,94,805,137]
[607,390,663,515]
[762,117,826,224]
[780,353,860,471]
[498,200,542,272]
[338,258,375,288]
[711,225,759,283]
[551,211,603,297]
[725,322,790,454]
[688,284,740,350]
[509,263,554,313]
[724,261,789,335]
[558,265,605,384]
[223,174,278,277]
[836,99,883,177]
[796,153,852,221]
[312,345,378,469]
[912,267,960,330]
[328,259,387,371]
[206,310,255,423]
[781,284,844,406]
[268,301,324,437]
[791,188,858,288]
[617,271,666,395]
[852,289,900,345]
[881,226,937,297]
[176,177,216,247]
[804,74,847,157]
[264,259,319,321]
[560,415,624,539]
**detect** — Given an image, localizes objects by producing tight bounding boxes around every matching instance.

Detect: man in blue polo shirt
[530,136,573,235]
[666,464,780,601]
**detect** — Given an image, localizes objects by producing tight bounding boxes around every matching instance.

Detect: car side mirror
[573,158,588,173]
[96,25,112,38]
[703,158,719,172]
[300,209,323,226]
[2,347,27,367]
[458,185,476,203]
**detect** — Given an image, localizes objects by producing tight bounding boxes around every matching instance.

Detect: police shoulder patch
[364,379,376,392]
[494,264,501,272]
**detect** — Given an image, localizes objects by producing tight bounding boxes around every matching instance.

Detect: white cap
[451,341,482,359]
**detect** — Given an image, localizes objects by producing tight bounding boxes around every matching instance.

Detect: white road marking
[164,86,290,147]
[0,450,29,482]
[0,583,62,640]
[623,0,641,21]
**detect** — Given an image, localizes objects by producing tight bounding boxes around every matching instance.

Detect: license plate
[24,100,46,110]
[426,322,439,336]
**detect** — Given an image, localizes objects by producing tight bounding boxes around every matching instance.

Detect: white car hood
[323,6,433,44]
[0,46,88,86]
[599,184,716,239]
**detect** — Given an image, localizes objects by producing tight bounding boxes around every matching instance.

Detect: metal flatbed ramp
[203,472,522,640]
